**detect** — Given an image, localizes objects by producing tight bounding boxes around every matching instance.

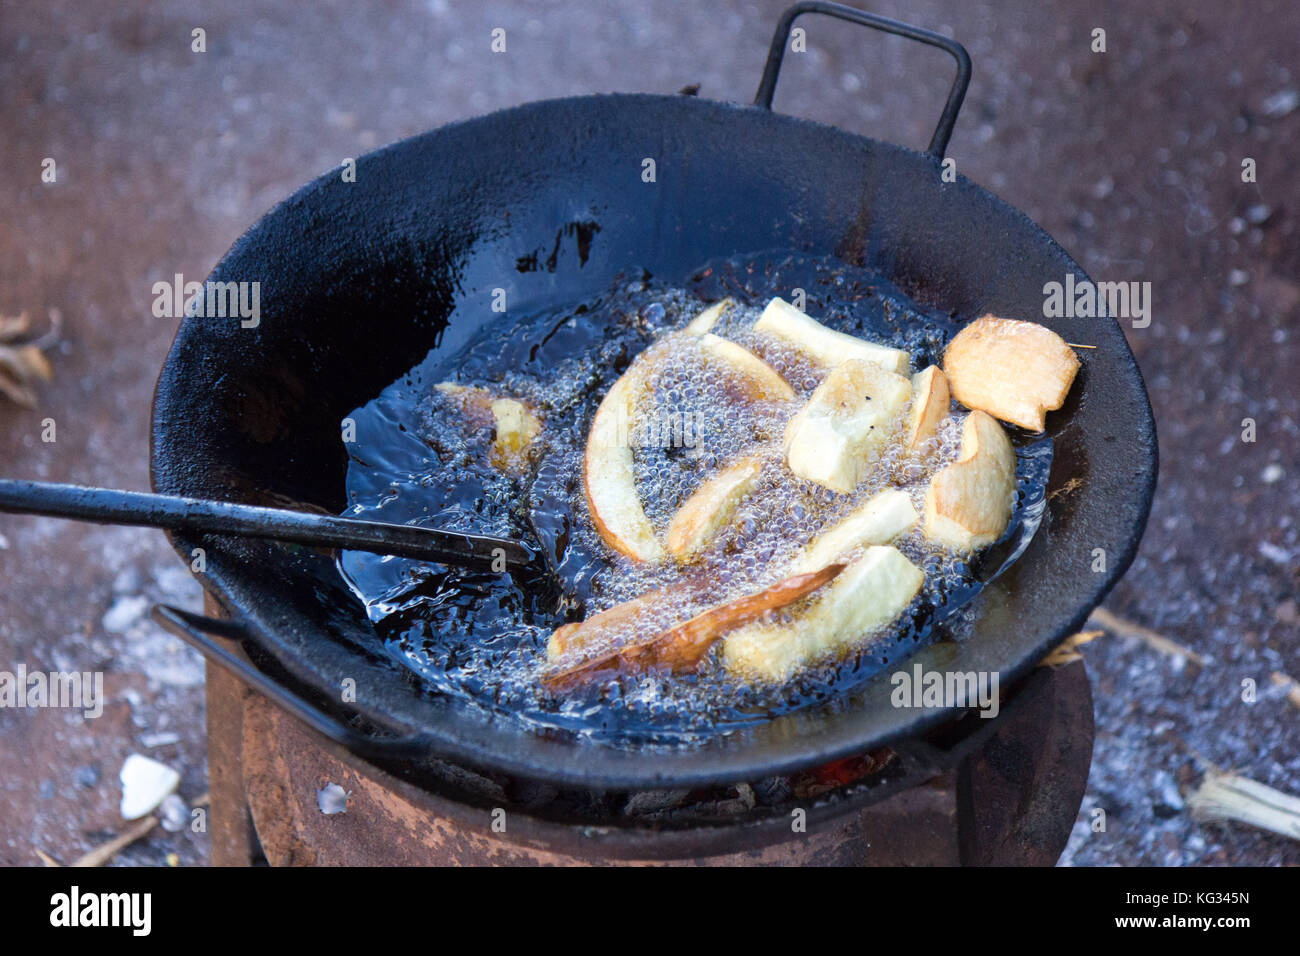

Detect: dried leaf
[0,310,31,340]
[1039,629,1102,667]
[1270,671,1300,710]
[16,345,52,380]
[0,362,37,408]
[0,310,57,406]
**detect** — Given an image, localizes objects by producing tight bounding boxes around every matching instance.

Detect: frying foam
[339,262,1003,741]
[586,298,970,619]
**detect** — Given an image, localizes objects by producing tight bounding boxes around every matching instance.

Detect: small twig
[1271,671,1300,710]
[35,815,157,868]
[0,307,59,408]
[1088,606,1206,665]
[70,815,160,867]
[1188,770,1300,843]
[34,790,208,868]
[1066,342,1098,349]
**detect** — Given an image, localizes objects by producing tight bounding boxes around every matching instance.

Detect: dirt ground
[0,0,1296,866]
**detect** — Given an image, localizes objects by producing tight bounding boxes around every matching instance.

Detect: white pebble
[1262,88,1299,117]
[119,753,180,820]
[159,793,190,832]
[1258,541,1290,564]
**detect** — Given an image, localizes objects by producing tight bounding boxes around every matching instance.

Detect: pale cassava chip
[699,334,795,402]
[434,383,542,474]
[791,488,918,574]
[904,365,950,450]
[487,398,542,472]
[784,358,912,493]
[723,545,923,682]
[582,347,667,562]
[683,297,734,336]
[754,297,910,375]
[942,315,1079,431]
[922,410,1016,552]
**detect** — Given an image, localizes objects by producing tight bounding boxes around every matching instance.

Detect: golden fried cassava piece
[698,334,796,402]
[683,297,734,336]
[754,297,911,375]
[922,410,1016,552]
[666,456,762,561]
[582,347,667,562]
[942,315,1080,431]
[784,359,913,493]
[723,546,923,682]
[434,383,542,473]
[546,585,677,661]
[791,489,918,574]
[584,331,791,562]
[487,399,542,470]
[544,563,846,686]
[904,365,950,450]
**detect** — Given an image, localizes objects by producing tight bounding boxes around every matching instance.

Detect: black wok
[148,3,1157,790]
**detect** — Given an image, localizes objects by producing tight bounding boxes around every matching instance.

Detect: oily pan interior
[337,252,1056,742]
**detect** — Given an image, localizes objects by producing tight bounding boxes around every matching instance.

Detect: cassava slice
[584,331,790,562]
[754,297,910,375]
[666,456,763,561]
[784,358,913,493]
[544,563,845,686]
[723,546,923,682]
[434,383,542,473]
[791,488,918,573]
[922,410,1016,551]
[904,365,950,450]
[699,334,795,402]
[582,346,668,562]
[683,297,733,336]
[942,315,1079,431]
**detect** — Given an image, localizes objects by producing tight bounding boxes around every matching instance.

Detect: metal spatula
[0,479,537,571]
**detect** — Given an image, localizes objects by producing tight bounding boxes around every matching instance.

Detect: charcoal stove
[202,593,1094,867]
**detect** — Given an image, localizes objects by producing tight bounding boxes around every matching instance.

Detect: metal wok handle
[754,1,972,158]
[151,604,435,760]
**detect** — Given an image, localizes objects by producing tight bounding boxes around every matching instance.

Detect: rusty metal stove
[203,594,1094,866]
